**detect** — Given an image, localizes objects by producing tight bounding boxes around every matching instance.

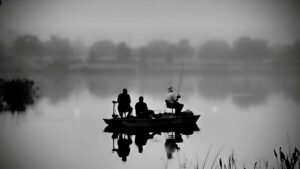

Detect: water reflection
[0,72,299,169]
[104,125,199,162]
[37,73,85,104]
[197,72,300,108]
[135,132,155,153]
[114,133,132,162]
[34,71,300,109]
[165,132,183,159]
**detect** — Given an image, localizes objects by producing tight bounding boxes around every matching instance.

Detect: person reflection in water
[117,134,132,162]
[165,139,180,159]
[135,132,155,153]
[165,132,183,159]
[135,96,155,118]
[165,86,184,115]
[117,88,133,118]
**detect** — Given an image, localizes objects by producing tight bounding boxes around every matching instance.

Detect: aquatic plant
[184,146,300,169]
[273,147,299,169]
[0,78,37,113]
[217,151,237,169]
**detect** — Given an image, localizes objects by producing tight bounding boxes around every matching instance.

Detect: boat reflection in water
[104,125,200,162]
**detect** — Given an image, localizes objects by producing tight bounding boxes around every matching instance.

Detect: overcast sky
[0,0,299,46]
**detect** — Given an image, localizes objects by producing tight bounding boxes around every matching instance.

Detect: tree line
[0,34,299,72]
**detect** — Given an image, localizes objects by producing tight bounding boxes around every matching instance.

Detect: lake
[0,71,299,169]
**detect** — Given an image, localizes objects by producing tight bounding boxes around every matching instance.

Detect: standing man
[165,86,184,115]
[117,88,133,118]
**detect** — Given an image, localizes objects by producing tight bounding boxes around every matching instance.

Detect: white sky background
[0,0,299,46]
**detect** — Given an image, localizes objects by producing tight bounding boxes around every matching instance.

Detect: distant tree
[44,35,73,62]
[145,40,172,62]
[291,40,300,64]
[135,46,149,65]
[198,40,231,61]
[88,40,116,62]
[232,37,268,63]
[116,42,131,62]
[0,39,6,55]
[0,29,19,46]
[13,35,44,58]
[271,39,300,69]
[172,39,195,61]
[0,39,9,71]
[71,40,87,61]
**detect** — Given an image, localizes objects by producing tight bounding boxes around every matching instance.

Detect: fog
[1,0,299,75]
[1,33,299,77]
[0,0,300,46]
[1,1,300,169]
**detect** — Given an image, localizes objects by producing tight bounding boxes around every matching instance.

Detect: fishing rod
[177,58,184,97]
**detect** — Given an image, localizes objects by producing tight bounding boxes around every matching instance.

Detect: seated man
[117,88,133,118]
[165,86,184,115]
[135,96,155,118]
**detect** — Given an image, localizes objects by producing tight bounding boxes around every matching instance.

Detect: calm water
[0,71,300,169]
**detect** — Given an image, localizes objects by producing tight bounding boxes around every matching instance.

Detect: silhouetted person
[165,86,183,115]
[117,88,133,118]
[135,96,155,118]
[135,96,148,118]
[117,134,132,162]
[134,132,154,153]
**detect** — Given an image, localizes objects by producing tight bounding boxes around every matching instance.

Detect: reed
[184,146,300,169]
[202,145,212,169]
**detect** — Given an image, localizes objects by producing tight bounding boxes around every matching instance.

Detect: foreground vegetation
[185,147,300,169]
[0,79,37,113]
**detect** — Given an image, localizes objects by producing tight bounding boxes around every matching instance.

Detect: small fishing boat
[104,89,201,129]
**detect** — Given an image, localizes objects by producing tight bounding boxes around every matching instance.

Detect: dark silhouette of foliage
[0,79,37,113]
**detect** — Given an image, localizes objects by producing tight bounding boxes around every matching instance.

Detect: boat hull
[104,124,200,135]
[103,115,200,128]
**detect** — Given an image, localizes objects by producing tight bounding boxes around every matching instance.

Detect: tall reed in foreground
[186,146,299,169]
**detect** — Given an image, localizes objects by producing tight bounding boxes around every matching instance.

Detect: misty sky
[0,0,299,46]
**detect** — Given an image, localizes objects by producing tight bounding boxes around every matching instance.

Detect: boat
[104,98,200,129]
[103,113,200,129]
[104,122,200,134]
[104,115,200,162]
